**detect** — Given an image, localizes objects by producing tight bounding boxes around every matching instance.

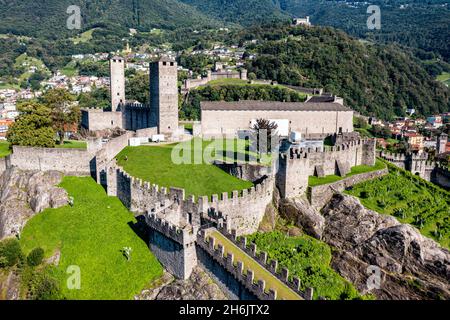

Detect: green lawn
[0,141,11,158]
[71,28,98,44]
[346,161,450,248]
[208,230,301,300]
[437,72,450,86]
[14,53,51,82]
[55,140,87,149]
[116,139,255,198]
[20,177,163,300]
[309,160,386,187]
[61,61,79,77]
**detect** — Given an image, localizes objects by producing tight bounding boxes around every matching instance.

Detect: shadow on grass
[127,215,149,246]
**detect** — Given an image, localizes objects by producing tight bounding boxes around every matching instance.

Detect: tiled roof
[200,100,352,112]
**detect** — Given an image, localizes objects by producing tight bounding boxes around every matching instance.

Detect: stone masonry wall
[308,168,389,209]
[198,226,314,300]
[111,164,274,236]
[9,146,94,176]
[81,108,124,131]
[277,139,376,198]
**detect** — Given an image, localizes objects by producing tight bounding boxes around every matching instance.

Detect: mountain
[1,0,449,61]
[0,0,215,38]
[278,0,450,61]
[240,25,450,119]
[178,0,289,25]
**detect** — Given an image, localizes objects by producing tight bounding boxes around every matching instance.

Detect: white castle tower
[110,56,126,112]
[150,57,179,135]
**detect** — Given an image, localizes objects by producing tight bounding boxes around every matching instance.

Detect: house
[404,133,425,151]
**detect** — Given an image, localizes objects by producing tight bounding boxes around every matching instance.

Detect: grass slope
[0,141,11,158]
[247,231,365,300]
[346,161,450,248]
[437,72,450,86]
[116,139,254,198]
[20,177,163,300]
[209,230,301,300]
[308,160,386,187]
[55,140,87,149]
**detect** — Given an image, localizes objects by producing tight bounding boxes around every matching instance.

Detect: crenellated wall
[308,168,389,209]
[277,139,376,198]
[145,212,198,280]
[110,164,274,236]
[197,225,314,300]
[379,151,450,189]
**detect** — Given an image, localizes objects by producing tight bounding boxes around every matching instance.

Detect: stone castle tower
[110,57,126,112]
[150,57,179,135]
[437,133,448,155]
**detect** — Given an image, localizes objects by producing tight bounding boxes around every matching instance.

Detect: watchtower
[437,133,448,155]
[150,57,179,135]
[110,57,126,112]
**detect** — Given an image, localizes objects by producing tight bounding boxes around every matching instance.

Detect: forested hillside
[240,25,450,119]
[0,0,214,38]
[1,0,449,61]
[179,0,289,25]
[279,0,450,61]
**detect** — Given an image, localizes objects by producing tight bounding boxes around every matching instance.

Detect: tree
[126,73,149,104]
[252,118,278,154]
[40,88,80,145]
[7,102,56,148]
[354,116,368,129]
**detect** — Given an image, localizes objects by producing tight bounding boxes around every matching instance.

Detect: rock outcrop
[0,168,69,240]
[135,267,228,300]
[322,193,450,300]
[279,197,325,239]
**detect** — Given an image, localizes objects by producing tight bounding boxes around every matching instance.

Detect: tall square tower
[110,57,126,112]
[150,57,179,135]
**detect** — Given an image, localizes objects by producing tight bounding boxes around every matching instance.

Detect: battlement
[115,164,272,208]
[214,223,313,300]
[197,229,311,300]
[380,151,407,162]
[81,107,107,112]
[411,152,429,161]
[282,138,374,160]
[122,102,151,109]
[146,212,196,246]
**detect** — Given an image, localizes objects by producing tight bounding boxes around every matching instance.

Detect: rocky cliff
[321,194,450,300]
[0,168,69,240]
[278,193,450,300]
[135,267,228,300]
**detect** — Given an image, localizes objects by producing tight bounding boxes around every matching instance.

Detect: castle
[82,56,356,144]
[19,56,383,299]
[81,57,180,138]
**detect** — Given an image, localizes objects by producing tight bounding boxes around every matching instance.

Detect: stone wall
[201,109,354,137]
[196,245,257,300]
[111,164,274,236]
[0,157,9,175]
[95,132,134,191]
[81,108,124,131]
[123,103,154,131]
[277,139,376,198]
[213,161,272,183]
[198,226,313,300]
[308,168,389,209]
[430,167,450,190]
[9,146,94,176]
[136,127,158,138]
[146,212,198,280]
[150,60,179,135]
